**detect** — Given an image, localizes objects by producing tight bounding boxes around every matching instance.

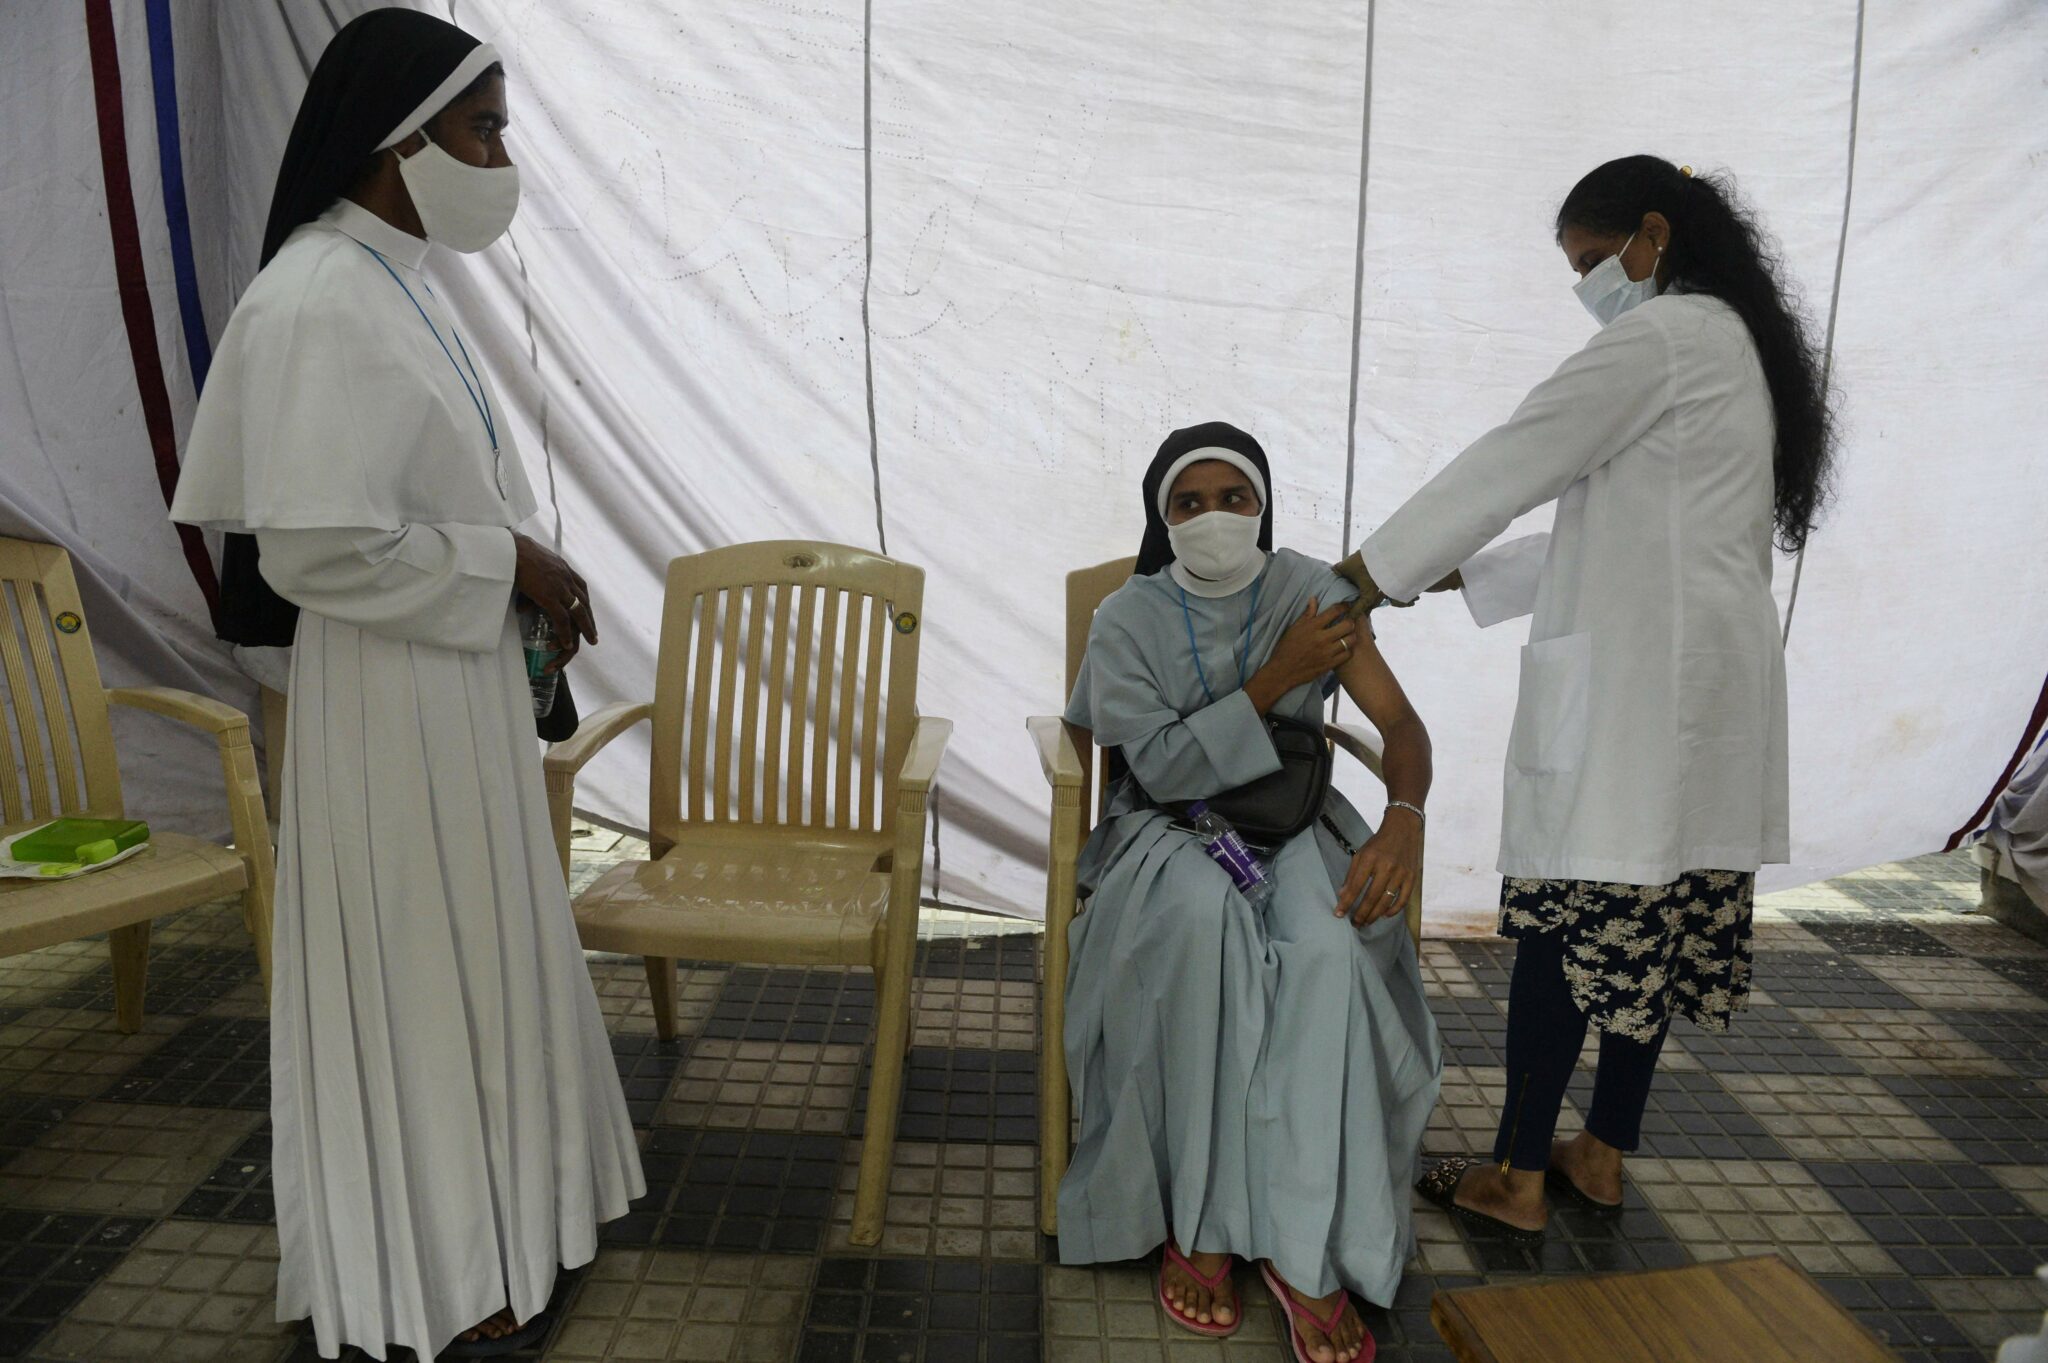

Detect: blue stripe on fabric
[144,0,212,392]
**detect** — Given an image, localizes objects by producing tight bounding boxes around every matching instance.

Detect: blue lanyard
[1180,576,1264,705]
[358,243,498,452]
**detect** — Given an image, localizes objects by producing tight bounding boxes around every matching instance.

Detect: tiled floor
[1,838,2046,1362]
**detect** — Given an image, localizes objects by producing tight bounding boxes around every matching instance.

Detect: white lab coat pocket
[1510,633,1592,775]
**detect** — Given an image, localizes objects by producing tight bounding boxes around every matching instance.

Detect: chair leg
[240,865,276,1004]
[259,685,288,835]
[644,956,677,1041]
[851,950,915,1246]
[109,921,151,1034]
[1040,875,1076,1236]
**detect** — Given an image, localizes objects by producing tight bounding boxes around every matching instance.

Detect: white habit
[172,200,643,1360]
[1363,293,1790,884]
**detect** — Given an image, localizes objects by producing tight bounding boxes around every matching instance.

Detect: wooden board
[1431,1254,1902,1363]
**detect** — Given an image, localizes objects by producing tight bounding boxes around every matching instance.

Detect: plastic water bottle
[523,610,560,719]
[1187,800,1274,911]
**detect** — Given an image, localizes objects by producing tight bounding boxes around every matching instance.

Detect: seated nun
[1059,422,1442,1363]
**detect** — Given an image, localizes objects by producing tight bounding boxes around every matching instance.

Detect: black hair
[1557,155,1837,554]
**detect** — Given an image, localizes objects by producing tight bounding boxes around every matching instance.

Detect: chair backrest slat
[736,582,768,823]
[684,591,717,825]
[0,586,55,818]
[809,588,842,828]
[833,591,864,826]
[786,584,817,821]
[0,659,21,826]
[0,590,48,820]
[18,585,85,813]
[651,543,924,849]
[762,583,793,823]
[712,587,743,824]
[0,538,124,823]
[859,595,885,831]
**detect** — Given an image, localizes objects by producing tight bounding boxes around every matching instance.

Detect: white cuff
[1460,533,1550,628]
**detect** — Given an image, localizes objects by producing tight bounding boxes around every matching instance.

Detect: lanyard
[358,243,498,452]
[1180,576,1264,705]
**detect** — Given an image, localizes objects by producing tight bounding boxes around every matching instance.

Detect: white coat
[1363,292,1790,885]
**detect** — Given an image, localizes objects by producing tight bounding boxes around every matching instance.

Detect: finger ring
[1339,638,1351,652]
[1384,890,1396,898]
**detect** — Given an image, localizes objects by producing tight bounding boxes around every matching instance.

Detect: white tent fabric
[4,0,2045,929]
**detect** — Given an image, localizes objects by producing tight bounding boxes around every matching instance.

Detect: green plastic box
[9,818,150,866]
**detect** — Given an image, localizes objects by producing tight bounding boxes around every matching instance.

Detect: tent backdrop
[4,0,2045,930]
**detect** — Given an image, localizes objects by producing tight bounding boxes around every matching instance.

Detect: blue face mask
[1574,231,1660,327]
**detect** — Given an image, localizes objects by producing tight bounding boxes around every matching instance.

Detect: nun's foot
[1269,1270,1370,1363]
[1162,1246,1237,1327]
[456,1307,518,1342]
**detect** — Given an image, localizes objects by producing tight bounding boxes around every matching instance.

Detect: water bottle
[1186,800,1274,911]
[523,610,560,719]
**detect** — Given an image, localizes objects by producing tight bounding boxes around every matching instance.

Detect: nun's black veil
[219,9,481,648]
[259,9,480,266]
[1134,421,1275,576]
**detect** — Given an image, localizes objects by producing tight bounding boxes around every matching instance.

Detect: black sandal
[1416,1156,1546,1244]
[1545,1165,1624,1217]
[440,1309,555,1358]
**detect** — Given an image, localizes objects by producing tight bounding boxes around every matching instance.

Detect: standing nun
[1337,157,1836,1235]
[1061,423,1441,1363]
[170,11,643,1357]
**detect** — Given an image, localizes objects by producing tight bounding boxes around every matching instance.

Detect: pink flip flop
[1259,1260,1375,1363]
[1157,1236,1241,1337]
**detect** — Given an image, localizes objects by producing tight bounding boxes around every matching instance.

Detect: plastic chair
[1027,556,1423,1233]
[543,541,950,1247]
[0,537,274,1029]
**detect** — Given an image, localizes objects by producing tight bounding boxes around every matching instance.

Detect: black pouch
[536,670,579,742]
[1157,710,1332,844]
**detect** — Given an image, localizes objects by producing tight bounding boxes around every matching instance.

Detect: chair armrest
[1327,719,1386,783]
[106,686,250,738]
[542,700,652,888]
[1026,715,1084,790]
[108,685,276,986]
[543,700,653,777]
[897,716,953,796]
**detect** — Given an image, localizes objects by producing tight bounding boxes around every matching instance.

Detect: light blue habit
[1059,548,1442,1304]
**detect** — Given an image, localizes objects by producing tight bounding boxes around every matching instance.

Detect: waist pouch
[1148,710,1332,845]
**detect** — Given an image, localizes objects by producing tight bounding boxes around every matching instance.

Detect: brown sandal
[1416,1156,1545,1244]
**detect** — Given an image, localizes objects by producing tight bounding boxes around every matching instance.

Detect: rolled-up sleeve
[255,523,516,652]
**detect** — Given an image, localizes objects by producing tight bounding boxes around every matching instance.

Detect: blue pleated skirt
[1058,807,1441,1303]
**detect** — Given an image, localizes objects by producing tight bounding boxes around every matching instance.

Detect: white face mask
[1573,231,1659,326]
[397,133,521,253]
[1167,510,1266,597]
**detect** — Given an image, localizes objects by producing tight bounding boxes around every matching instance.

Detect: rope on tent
[1784,0,1867,646]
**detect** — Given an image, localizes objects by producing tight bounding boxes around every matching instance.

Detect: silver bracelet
[1385,800,1426,827]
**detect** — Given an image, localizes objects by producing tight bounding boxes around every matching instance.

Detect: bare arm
[1330,631,1432,924]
